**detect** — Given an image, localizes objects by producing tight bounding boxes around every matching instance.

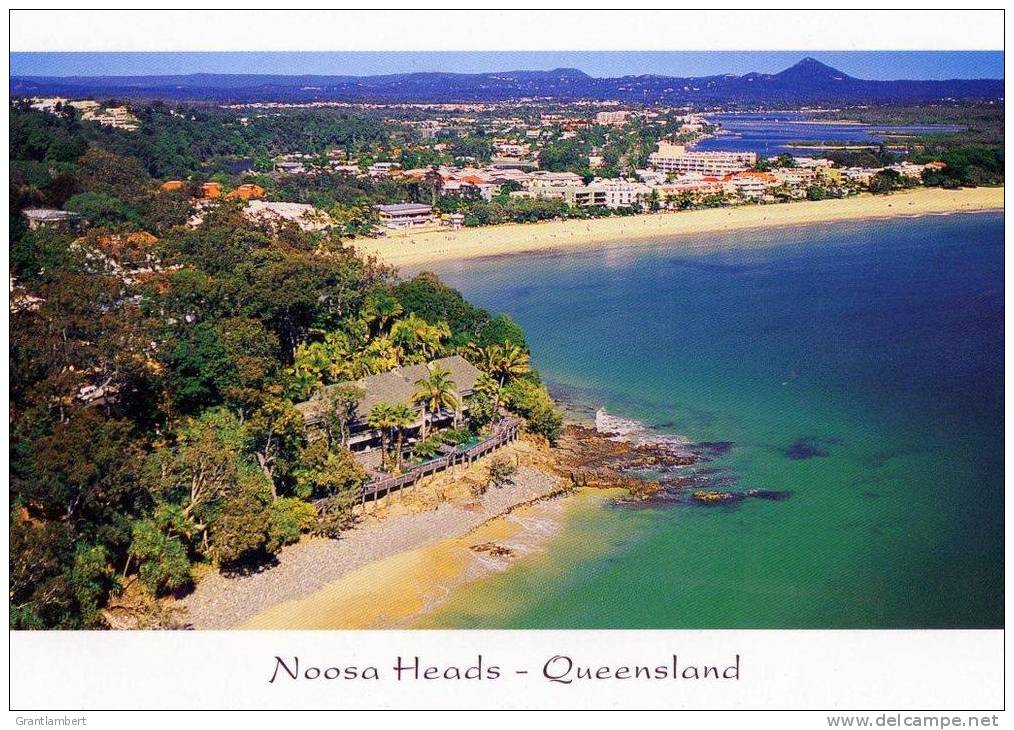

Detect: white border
[6,5,1008,718]
[9,630,1005,710]
[7,9,1007,52]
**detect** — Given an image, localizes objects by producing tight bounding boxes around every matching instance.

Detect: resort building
[21,208,82,231]
[368,162,400,178]
[374,203,435,229]
[771,167,820,187]
[888,162,930,179]
[559,185,607,208]
[83,106,139,131]
[527,170,585,188]
[200,182,223,199]
[596,110,630,126]
[493,140,531,158]
[226,183,267,200]
[28,97,139,129]
[275,160,308,174]
[648,142,757,176]
[790,156,835,169]
[724,171,779,198]
[295,355,482,452]
[598,179,651,208]
[243,200,333,231]
[489,158,539,171]
[520,178,650,209]
[841,167,882,185]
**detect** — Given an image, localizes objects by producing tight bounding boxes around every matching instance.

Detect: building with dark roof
[21,208,82,230]
[295,354,482,451]
[374,203,434,229]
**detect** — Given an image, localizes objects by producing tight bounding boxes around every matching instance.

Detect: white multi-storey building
[598,179,651,208]
[595,110,630,126]
[519,178,649,209]
[648,142,757,176]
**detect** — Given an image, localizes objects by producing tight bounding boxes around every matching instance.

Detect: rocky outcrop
[552,423,791,509]
[553,424,696,494]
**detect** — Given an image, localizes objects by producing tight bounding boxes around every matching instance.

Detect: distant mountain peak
[775,57,852,82]
[551,67,591,77]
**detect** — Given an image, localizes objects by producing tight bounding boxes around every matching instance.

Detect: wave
[595,407,691,450]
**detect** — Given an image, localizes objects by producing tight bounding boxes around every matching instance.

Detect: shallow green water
[414,213,1003,628]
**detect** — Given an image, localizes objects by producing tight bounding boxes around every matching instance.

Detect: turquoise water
[416,212,1003,628]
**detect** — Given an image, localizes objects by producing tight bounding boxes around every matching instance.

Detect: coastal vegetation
[817,103,1004,187]
[9,104,561,629]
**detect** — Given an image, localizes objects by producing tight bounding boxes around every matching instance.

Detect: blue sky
[9,51,1004,80]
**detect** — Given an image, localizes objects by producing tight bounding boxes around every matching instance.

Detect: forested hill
[9,103,560,629]
[11,58,1004,104]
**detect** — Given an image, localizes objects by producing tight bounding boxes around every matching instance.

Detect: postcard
[7,8,1006,720]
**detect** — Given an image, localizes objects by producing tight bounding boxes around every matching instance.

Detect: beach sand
[354,187,1003,269]
[179,438,569,629]
[240,489,616,630]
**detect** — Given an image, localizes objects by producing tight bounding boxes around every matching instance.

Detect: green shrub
[441,427,473,446]
[266,497,317,552]
[412,436,445,460]
[502,379,563,444]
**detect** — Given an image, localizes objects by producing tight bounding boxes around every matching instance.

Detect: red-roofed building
[226,183,267,200]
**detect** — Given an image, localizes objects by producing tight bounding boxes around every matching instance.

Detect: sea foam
[595,408,691,450]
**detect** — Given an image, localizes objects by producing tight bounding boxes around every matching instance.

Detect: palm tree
[474,371,503,413]
[472,343,531,387]
[353,337,400,377]
[391,313,450,363]
[390,314,423,362]
[420,320,450,359]
[413,365,459,440]
[386,403,416,472]
[364,293,403,337]
[367,402,400,471]
[424,165,444,207]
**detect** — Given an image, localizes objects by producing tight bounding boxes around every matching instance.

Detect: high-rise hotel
[648,141,757,176]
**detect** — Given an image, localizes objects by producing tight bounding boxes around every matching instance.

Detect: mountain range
[9,58,1004,105]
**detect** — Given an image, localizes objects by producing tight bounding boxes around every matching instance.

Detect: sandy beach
[354,187,1003,269]
[239,488,617,630]
[180,439,569,629]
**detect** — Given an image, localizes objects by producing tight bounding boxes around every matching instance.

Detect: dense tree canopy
[9,102,560,629]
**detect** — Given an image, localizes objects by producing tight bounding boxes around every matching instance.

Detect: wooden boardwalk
[316,418,521,510]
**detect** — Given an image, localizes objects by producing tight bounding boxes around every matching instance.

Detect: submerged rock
[470,542,514,558]
[785,436,841,460]
[691,490,744,505]
[692,488,792,506]
[692,441,735,459]
[744,489,793,501]
[557,422,791,511]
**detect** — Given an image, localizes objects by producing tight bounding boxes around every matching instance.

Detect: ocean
[412,211,1004,629]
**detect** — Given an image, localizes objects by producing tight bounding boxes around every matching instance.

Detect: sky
[8,51,1005,80]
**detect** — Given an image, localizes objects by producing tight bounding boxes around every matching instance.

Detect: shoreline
[179,439,568,629]
[239,488,613,630]
[353,187,1003,269]
[192,422,712,630]
[179,420,676,630]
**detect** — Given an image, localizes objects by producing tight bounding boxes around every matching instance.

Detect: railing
[315,419,520,510]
